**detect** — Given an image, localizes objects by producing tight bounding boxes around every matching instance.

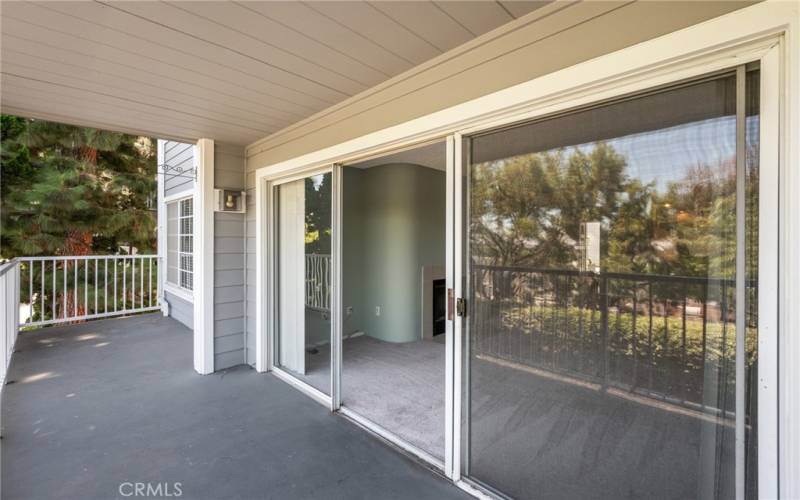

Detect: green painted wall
[341,167,366,338]
[343,164,446,343]
[304,168,363,347]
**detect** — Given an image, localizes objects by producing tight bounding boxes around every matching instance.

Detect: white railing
[1,260,21,389]
[18,255,160,328]
[305,254,331,312]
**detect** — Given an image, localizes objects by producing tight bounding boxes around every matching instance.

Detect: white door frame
[258,165,337,410]
[453,60,781,499]
[253,2,797,496]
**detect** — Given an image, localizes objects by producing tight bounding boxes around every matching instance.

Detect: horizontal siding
[165,290,193,329]
[215,285,244,303]
[215,333,244,355]
[215,350,245,371]
[245,183,257,366]
[216,237,244,254]
[163,140,194,198]
[215,317,244,337]
[213,143,246,371]
[215,301,244,321]
[244,1,752,171]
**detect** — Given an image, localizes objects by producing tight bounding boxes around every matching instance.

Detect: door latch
[456,297,467,317]
[447,289,455,321]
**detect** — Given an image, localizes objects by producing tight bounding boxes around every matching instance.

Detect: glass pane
[465,71,758,499]
[167,201,178,219]
[744,69,759,499]
[275,172,332,395]
[180,198,193,217]
[181,217,192,236]
[180,235,192,253]
[180,254,193,273]
[166,254,178,285]
[180,270,193,291]
[167,236,179,253]
[167,213,178,238]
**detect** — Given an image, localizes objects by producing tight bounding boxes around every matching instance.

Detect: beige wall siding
[245,169,256,366]
[164,290,193,329]
[162,140,194,198]
[213,143,246,370]
[244,1,753,176]
[159,139,195,330]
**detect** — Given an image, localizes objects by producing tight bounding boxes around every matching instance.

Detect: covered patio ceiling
[0,1,547,145]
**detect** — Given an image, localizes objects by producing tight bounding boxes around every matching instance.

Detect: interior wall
[342,167,365,339]
[343,164,446,343]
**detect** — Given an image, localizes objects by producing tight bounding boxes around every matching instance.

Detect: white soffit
[0,1,548,145]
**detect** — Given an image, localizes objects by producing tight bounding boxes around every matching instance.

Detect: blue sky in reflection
[569,115,759,191]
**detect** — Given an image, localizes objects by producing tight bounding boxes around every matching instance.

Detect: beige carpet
[299,335,445,459]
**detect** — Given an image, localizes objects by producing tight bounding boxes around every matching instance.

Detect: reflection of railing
[470,264,757,419]
[18,255,160,328]
[305,254,331,312]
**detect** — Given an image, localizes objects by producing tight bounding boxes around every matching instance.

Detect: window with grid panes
[166,197,193,291]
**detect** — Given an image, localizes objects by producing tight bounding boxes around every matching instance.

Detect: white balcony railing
[305,254,331,312]
[1,260,21,389]
[18,255,160,328]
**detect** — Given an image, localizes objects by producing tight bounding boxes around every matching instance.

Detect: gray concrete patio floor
[1,313,468,500]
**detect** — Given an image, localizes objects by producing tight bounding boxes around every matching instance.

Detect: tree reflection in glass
[466,71,759,499]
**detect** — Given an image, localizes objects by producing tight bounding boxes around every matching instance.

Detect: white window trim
[164,191,193,204]
[163,282,193,304]
[253,2,797,497]
[164,195,194,296]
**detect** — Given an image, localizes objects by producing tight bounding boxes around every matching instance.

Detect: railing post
[1,259,21,438]
[601,273,609,389]
[15,261,20,350]
[1,265,7,370]
[52,258,56,321]
[63,259,67,320]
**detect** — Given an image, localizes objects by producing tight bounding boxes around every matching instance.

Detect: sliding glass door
[460,67,760,499]
[273,171,334,396]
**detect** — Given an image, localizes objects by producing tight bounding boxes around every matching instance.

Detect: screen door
[460,67,761,499]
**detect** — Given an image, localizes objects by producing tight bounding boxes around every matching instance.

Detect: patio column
[193,139,215,374]
[156,140,168,317]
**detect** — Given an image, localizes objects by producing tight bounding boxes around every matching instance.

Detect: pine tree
[1,115,156,258]
[1,115,157,321]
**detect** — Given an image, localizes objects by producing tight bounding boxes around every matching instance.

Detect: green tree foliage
[470,142,743,280]
[1,115,157,323]
[304,172,332,255]
[470,141,759,406]
[1,115,156,258]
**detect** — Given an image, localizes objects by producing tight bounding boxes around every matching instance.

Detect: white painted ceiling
[0,1,548,145]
